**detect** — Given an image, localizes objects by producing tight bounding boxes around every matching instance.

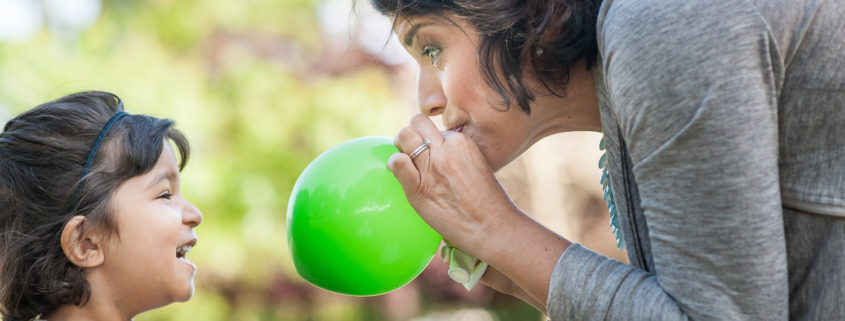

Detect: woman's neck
[528,60,602,143]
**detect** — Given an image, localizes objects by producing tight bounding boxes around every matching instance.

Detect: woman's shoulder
[599,0,766,42]
[595,0,787,169]
[598,0,815,48]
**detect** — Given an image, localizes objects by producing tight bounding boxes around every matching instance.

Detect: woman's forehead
[396,19,433,46]
[395,13,469,45]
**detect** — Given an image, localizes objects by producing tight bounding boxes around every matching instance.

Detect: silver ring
[409,139,431,160]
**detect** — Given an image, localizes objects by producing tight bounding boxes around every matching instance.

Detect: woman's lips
[449,125,464,133]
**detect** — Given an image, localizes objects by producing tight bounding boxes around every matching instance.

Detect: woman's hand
[387,113,519,258]
[388,113,570,311]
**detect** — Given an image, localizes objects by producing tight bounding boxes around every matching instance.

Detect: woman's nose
[417,68,446,116]
[182,199,203,228]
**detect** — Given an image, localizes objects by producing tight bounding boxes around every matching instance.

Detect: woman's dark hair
[0,91,190,320]
[370,0,602,113]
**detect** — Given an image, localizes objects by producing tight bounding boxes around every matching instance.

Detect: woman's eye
[158,191,174,200]
[422,45,441,66]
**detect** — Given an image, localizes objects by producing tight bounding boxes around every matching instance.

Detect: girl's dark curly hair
[370,0,602,114]
[0,91,190,320]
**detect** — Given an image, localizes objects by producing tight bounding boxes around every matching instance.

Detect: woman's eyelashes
[421,44,442,67]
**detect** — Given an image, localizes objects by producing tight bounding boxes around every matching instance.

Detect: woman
[373,0,845,320]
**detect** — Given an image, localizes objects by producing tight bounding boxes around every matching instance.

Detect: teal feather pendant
[599,138,625,250]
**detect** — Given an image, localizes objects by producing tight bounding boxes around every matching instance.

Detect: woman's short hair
[0,91,190,320]
[370,0,602,114]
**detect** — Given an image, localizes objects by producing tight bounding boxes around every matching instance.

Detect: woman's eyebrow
[403,22,433,46]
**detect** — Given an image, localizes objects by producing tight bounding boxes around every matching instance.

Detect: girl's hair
[370,0,602,114]
[0,91,190,320]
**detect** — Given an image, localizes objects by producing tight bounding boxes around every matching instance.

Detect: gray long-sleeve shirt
[547,0,845,320]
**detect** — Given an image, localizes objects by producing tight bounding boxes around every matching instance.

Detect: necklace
[599,137,625,250]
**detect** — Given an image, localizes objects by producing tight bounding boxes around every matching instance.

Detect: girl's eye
[421,45,441,66]
[158,191,174,200]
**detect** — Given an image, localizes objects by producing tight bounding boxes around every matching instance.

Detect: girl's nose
[182,199,203,228]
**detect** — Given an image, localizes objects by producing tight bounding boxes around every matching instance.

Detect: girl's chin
[173,284,196,302]
[172,267,197,302]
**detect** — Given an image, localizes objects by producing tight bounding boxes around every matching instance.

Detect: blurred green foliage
[0,0,541,320]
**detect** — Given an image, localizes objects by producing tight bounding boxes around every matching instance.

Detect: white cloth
[440,243,487,291]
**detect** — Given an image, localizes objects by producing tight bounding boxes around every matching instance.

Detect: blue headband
[69,110,129,213]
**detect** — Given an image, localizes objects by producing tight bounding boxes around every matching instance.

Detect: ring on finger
[409,139,431,160]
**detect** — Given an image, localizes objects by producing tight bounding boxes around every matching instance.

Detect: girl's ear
[61,216,106,268]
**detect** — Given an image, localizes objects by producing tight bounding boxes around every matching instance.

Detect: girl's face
[395,14,601,170]
[102,141,202,312]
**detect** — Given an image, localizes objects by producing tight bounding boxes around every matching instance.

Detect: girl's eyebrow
[146,170,178,189]
[403,22,433,46]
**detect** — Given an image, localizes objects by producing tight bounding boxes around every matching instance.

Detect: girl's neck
[42,268,145,321]
[42,299,133,321]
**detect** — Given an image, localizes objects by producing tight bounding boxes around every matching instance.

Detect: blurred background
[0,0,625,320]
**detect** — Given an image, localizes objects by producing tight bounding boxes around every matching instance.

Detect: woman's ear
[61,216,106,268]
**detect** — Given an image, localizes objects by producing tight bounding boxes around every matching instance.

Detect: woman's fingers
[387,153,422,200]
[394,114,443,171]
[394,126,424,154]
[410,113,443,146]
[390,116,439,209]
[390,113,515,258]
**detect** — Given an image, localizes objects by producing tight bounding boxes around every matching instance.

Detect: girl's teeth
[176,245,192,257]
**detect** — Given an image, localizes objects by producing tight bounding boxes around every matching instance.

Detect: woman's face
[102,141,202,312]
[395,14,600,170]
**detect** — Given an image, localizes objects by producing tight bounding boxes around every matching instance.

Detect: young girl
[0,91,203,321]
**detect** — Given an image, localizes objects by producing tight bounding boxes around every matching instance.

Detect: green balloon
[287,136,442,296]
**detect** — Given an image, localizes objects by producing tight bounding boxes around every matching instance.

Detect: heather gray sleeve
[547,0,790,320]
[549,244,688,320]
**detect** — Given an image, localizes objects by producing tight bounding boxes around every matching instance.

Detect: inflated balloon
[286,136,442,296]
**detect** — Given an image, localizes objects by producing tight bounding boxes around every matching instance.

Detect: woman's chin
[484,151,514,173]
